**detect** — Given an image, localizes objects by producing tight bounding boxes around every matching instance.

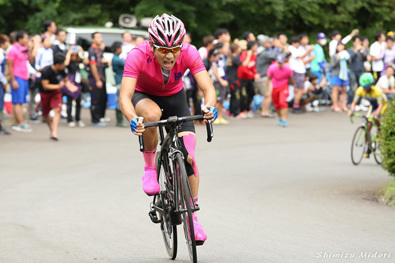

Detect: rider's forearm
[120,77,138,122]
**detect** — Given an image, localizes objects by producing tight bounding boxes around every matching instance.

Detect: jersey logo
[147,58,152,63]
[174,72,182,81]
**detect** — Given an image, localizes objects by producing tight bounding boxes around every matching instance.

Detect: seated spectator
[376,66,395,100]
[302,73,327,111]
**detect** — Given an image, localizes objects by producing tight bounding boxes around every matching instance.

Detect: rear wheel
[175,153,197,263]
[158,153,177,260]
[351,126,366,165]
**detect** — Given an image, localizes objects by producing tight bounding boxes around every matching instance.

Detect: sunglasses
[153,44,182,54]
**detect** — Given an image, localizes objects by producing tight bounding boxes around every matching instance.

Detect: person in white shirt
[198,35,215,59]
[329,29,359,57]
[298,34,315,73]
[370,31,386,80]
[119,32,134,60]
[376,66,395,100]
[288,35,313,113]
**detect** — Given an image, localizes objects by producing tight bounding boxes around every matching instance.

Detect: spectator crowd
[0,19,394,137]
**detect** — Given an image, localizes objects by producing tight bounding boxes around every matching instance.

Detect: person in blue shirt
[111,41,127,127]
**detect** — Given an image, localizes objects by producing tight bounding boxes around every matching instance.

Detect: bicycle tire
[351,126,366,165]
[373,141,382,165]
[175,153,197,263]
[158,152,178,260]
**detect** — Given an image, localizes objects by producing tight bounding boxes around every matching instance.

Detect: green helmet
[359,73,375,89]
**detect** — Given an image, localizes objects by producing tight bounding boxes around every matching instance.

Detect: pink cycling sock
[143,149,156,167]
[293,104,300,109]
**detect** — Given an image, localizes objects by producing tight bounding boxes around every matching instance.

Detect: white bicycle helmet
[148,13,186,47]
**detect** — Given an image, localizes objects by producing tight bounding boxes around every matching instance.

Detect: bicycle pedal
[196,240,205,246]
[148,210,162,224]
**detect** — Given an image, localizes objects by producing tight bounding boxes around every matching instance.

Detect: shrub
[381,99,395,177]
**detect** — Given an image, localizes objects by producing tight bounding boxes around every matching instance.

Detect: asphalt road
[0,109,394,263]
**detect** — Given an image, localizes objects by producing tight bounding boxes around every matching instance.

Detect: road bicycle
[138,114,213,263]
[350,112,382,165]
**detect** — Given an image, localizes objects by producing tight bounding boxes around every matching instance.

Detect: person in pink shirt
[7,31,33,132]
[267,54,295,127]
[120,14,217,244]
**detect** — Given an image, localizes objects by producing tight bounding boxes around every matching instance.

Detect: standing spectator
[278,33,288,51]
[7,30,32,132]
[242,31,256,42]
[376,66,395,100]
[267,54,295,127]
[238,41,260,118]
[329,29,359,57]
[288,35,313,113]
[40,53,77,140]
[120,32,134,60]
[347,36,367,102]
[64,45,85,127]
[214,28,231,44]
[135,36,145,47]
[198,35,215,59]
[256,35,280,118]
[87,32,107,127]
[35,36,54,71]
[382,36,395,75]
[298,34,315,74]
[226,43,244,117]
[111,41,127,127]
[42,20,57,44]
[52,28,67,55]
[27,35,41,122]
[311,32,328,82]
[0,34,10,135]
[370,31,387,81]
[330,42,350,112]
[211,42,229,124]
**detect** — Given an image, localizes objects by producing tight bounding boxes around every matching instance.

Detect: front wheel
[351,126,366,165]
[175,153,197,263]
[158,155,178,260]
[373,141,382,165]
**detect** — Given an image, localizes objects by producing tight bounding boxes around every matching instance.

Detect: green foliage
[381,99,395,177]
[0,0,394,46]
[378,180,395,206]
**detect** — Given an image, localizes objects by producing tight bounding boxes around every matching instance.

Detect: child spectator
[329,29,359,57]
[0,34,10,135]
[40,53,78,140]
[64,45,85,127]
[210,42,229,124]
[376,66,395,100]
[267,54,295,127]
[302,73,327,111]
[298,34,315,74]
[330,42,350,112]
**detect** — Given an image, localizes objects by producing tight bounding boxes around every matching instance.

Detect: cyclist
[348,72,387,158]
[119,14,217,244]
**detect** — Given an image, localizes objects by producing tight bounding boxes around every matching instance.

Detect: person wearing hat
[266,54,295,127]
[310,32,328,83]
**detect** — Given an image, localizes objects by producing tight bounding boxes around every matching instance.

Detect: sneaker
[78,121,85,127]
[11,124,21,132]
[142,165,160,195]
[261,113,275,118]
[292,108,304,114]
[92,122,107,127]
[236,112,247,119]
[193,216,207,245]
[68,122,76,127]
[219,118,229,124]
[246,111,254,118]
[30,116,40,123]
[0,125,10,135]
[13,123,32,132]
[363,148,372,158]
[277,119,288,127]
[100,117,111,123]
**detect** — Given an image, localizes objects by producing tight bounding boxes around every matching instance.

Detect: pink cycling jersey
[123,41,205,96]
